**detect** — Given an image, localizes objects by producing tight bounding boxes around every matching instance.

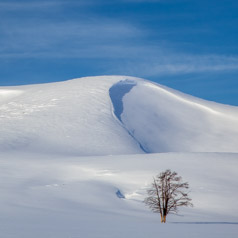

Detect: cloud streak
[0,16,142,58]
[0,0,101,11]
[140,55,238,75]
[1,18,238,77]
[1,2,238,78]
[0,1,64,10]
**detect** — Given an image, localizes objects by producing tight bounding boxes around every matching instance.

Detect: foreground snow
[0,152,238,237]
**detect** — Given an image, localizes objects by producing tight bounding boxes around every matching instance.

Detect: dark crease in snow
[109,79,136,122]
[116,189,125,199]
[109,80,149,153]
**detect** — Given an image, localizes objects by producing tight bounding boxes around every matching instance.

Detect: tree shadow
[171,222,238,225]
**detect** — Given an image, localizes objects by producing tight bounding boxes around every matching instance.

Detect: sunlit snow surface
[0,76,238,237]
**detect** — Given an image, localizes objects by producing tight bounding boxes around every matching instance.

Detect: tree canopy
[144,169,193,223]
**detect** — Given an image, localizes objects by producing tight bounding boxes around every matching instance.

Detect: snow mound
[1,75,238,155]
[118,79,238,152]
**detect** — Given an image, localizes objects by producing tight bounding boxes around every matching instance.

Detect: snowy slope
[120,79,238,152]
[1,75,238,155]
[1,76,238,237]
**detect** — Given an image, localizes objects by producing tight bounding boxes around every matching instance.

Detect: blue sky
[0,0,238,105]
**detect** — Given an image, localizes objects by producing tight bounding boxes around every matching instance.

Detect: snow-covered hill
[1,75,238,155]
[1,76,238,237]
[0,76,141,155]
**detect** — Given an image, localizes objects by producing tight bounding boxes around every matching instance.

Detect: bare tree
[144,169,193,223]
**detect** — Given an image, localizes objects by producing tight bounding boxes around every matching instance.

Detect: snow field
[0,152,238,237]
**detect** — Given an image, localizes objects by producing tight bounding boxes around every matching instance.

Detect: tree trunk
[161,214,166,223]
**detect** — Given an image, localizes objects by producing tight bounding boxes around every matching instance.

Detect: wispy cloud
[141,55,238,75]
[0,1,64,10]
[119,0,160,2]
[1,17,238,77]
[0,0,98,11]
[0,19,141,58]
[1,1,238,77]
[111,52,238,77]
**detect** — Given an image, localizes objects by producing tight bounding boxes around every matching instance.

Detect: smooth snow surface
[1,75,238,237]
[0,152,238,238]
